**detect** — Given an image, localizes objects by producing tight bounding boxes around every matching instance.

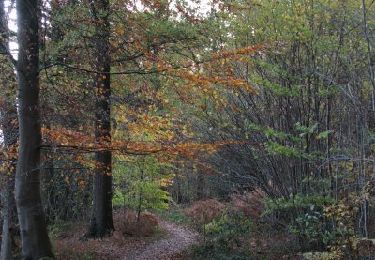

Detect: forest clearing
[2,0,375,259]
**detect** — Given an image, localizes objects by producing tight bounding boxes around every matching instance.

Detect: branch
[40,144,163,156]
[40,62,165,75]
[0,42,17,68]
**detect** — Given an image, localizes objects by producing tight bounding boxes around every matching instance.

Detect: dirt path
[55,219,200,260]
[124,221,199,260]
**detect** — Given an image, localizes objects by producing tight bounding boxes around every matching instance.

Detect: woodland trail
[55,219,200,260]
[124,221,199,260]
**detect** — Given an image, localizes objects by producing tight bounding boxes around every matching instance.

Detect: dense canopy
[1,0,375,259]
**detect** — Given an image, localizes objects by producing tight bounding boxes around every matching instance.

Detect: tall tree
[88,0,114,237]
[0,0,19,258]
[15,0,54,257]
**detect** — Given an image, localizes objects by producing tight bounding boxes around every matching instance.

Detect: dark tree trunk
[196,171,205,200]
[0,71,19,260]
[15,0,54,258]
[0,0,19,258]
[0,94,19,260]
[0,170,18,260]
[88,0,114,237]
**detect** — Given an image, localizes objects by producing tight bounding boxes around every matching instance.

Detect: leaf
[114,24,125,36]
[317,130,334,140]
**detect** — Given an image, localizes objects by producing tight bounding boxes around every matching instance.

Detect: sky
[4,0,17,58]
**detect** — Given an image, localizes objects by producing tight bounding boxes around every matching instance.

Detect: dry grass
[184,199,225,225]
[229,189,265,219]
[115,209,159,237]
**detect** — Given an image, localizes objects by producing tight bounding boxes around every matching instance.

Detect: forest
[1,0,375,259]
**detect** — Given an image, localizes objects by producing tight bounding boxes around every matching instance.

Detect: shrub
[264,193,337,251]
[263,193,335,217]
[113,156,172,213]
[289,207,335,251]
[205,211,253,242]
[192,210,253,259]
[184,199,225,225]
[230,189,265,220]
[115,209,159,237]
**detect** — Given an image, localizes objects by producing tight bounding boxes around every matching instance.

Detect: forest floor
[125,221,199,260]
[54,215,199,259]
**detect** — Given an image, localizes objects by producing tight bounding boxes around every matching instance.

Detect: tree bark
[15,0,54,258]
[88,0,114,237]
[0,0,19,258]
[0,171,18,260]
[0,71,19,260]
[0,96,19,260]
[196,171,205,200]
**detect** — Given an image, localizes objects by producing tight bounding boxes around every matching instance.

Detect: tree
[0,0,19,258]
[15,0,54,257]
[113,156,172,216]
[88,0,114,237]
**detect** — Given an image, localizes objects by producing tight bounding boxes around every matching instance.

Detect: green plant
[264,194,334,215]
[264,193,338,251]
[205,212,253,240]
[289,208,335,250]
[113,156,173,215]
[48,221,74,239]
[323,196,360,257]
[192,211,253,259]
[161,207,191,225]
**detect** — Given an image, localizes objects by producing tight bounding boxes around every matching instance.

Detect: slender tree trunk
[0,0,19,258]
[361,0,375,111]
[0,75,19,260]
[0,170,18,260]
[0,94,19,260]
[88,0,114,237]
[196,171,205,200]
[15,0,54,258]
[42,0,64,223]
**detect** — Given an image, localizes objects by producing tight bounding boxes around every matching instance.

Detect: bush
[115,209,159,237]
[192,211,253,259]
[264,194,337,251]
[289,207,335,251]
[205,212,253,241]
[184,199,225,226]
[113,156,172,213]
[229,189,265,220]
[264,192,363,255]
[263,193,334,217]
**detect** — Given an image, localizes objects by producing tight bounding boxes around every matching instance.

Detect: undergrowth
[191,211,254,259]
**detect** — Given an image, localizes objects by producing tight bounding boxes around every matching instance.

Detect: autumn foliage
[184,199,225,225]
[115,209,159,237]
[230,189,265,220]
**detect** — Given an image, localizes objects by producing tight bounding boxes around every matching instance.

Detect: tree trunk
[0,172,18,260]
[0,0,19,258]
[196,171,205,200]
[0,74,19,260]
[88,0,114,237]
[15,0,54,258]
[0,102,19,260]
